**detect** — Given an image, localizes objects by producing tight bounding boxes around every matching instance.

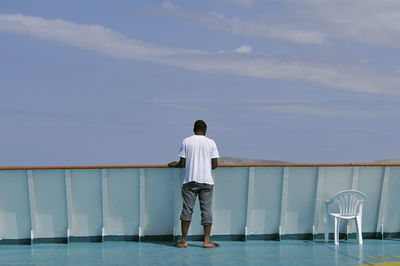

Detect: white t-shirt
[179,135,219,185]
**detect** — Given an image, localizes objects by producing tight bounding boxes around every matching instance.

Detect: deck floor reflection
[0,239,399,265]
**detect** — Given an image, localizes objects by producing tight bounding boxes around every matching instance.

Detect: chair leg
[334,217,340,245]
[355,216,363,245]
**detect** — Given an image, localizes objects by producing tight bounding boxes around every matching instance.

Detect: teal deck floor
[0,239,399,265]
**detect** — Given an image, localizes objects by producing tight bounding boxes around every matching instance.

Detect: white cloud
[243,100,400,118]
[160,1,400,48]
[293,0,400,48]
[1,14,400,94]
[234,45,252,53]
[0,13,205,60]
[160,3,324,44]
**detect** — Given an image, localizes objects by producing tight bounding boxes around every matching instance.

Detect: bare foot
[203,242,219,248]
[175,242,188,248]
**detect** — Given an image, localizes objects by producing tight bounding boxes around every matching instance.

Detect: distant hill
[219,157,292,165]
[372,159,400,164]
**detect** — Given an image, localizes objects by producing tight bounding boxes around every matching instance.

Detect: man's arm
[168,157,186,168]
[211,158,218,169]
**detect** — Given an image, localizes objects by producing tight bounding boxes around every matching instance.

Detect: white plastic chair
[324,190,366,245]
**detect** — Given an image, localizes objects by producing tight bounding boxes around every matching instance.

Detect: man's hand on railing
[168,158,186,168]
[168,161,179,167]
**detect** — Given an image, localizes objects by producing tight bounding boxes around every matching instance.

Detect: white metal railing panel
[145,168,176,236]
[107,168,140,236]
[284,167,318,234]
[384,167,400,233]
[319,167,354,233]
[250,167,283,235]
[32,170,67,238]
[322,167,354,197]
[357,166,384,233]
[213,167,248,235]
[0,170,31,239]
[70,169,102,237]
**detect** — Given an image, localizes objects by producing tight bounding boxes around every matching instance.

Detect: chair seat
[329,213,357,219]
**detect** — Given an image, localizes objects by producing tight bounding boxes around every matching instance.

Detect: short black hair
[194,120,207,132]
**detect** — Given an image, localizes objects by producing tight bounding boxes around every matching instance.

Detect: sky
[1,0,400,166]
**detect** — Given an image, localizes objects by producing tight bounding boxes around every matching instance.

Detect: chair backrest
[327,190,366,216]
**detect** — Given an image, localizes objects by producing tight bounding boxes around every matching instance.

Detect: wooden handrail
[1,163,400,170]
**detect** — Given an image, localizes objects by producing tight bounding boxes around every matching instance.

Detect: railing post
[173,168,183,241]
[324,201,330,242]
[313,167,324,240]
[101,169,109,242]
[351,167,360,190]
[65,170,73,244]
[245,167,255,241]
[27,170,36,245]
[279,167,290,240]
[210,169,217,238]
[348,167,360,236]
[139,168,145,241]
[376,167,390,240]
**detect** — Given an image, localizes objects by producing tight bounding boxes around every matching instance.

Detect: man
[168,120,219,248]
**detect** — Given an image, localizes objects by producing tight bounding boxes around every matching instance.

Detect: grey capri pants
[180,181,213,225]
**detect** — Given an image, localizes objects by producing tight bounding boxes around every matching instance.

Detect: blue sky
[1,0,400,166]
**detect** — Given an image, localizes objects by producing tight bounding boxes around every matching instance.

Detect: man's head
[193,120,207,135]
